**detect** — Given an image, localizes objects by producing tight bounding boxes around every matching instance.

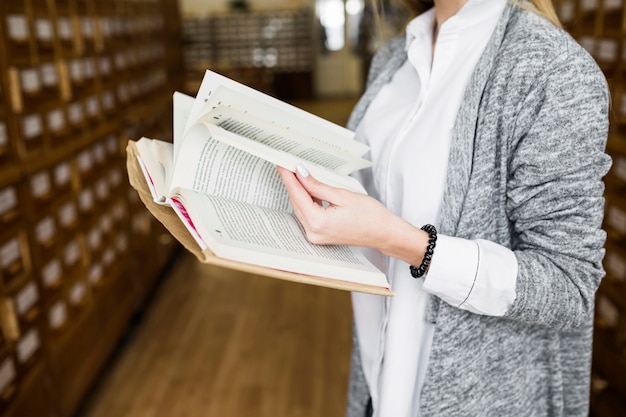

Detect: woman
[278,0,611,415]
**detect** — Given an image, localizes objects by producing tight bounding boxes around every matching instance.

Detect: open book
[128,70,392,296]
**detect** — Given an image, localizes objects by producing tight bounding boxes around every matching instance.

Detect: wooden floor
[77,251,354,417]
[76,96,359,417]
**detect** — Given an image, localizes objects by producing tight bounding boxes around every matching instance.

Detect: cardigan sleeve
[503,45,612,329]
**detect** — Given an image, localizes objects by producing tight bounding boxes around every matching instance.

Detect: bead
[409,224,438,279]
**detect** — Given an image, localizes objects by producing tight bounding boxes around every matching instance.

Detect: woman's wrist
[378,217,430,267]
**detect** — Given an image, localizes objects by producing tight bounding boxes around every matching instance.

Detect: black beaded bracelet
[410,224,437,278]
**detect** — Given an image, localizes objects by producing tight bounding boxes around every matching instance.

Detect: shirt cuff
[422,235,478,307]
[422,235,518,316]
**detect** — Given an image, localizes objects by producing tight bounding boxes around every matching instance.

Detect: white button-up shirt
[351,1,516,416]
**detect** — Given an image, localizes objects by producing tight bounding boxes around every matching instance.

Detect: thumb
[295,164,343,204]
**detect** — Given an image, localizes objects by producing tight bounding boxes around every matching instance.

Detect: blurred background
[0,0,624,416]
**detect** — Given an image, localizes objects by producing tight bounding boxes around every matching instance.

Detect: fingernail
[296,164,309,178]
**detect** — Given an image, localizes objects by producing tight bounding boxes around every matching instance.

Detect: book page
[188,70,368,157]
[201,105,371,175]
[135,137,174,204]
[170,128,291,212]
[178,70,371,195]
[170,196,208,250]
[175,189,389,288]
[200,122,368,194]
[173,92,196,169]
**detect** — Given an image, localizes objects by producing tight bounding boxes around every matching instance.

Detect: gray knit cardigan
[345,3,612,417]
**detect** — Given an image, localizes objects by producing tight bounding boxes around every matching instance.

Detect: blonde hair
[399,0,562,28]
[514,0,563,29]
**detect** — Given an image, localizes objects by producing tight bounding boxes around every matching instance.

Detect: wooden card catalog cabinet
[8,61,62,115]
[67,101,86,133]
[68,58,88,96]
[0,118,12,166]
[87,262,103,290]
[91,140,107,168]
[85,225,103,266]
[33,214,58,262]
[131,211,152,246]
[0,353,17,413]
[577,0,600,27]
[100,245,117,279]
[47,299,69,336]
[94,177,110,205]
[0,0,183,415]
[603,0,624,28]
[79,14,96,55]
[605,236,626,280]
[115,82,130,107]
[83,58,97,89]
[111,198,128,230]
[618,88,626,126]
[98,55,113,86]
[606,201,626,242]
[39,257,63,298]
[100,237,120,280]
[61,236,84,277]
[28,169,53,215]
[40,61,61,99]
[76,146,96,183]
[107,166,124,195]
[127,185,140,209]
[115,233,128,256]
[15,327,41,377]
[56,15,77,57]
[0,297,19,344]
[0,330,6,355]
[9,66,40,113]
[95,12,113,49]
[0,231,29,287]
[610,154,626,189]
[31,1,55,60]
[0,184,22,231]
[105,133,120,159]
[1,12,33,63]
[46,107,68,147]
[555,0,576,27]
[113,50,128,74]
[18,112,45,156]
[67,279,89,313]
[595,294,620,340]
[593,37,620,75]
[85,95,101,124]
[77,186,95,224]
[52,160,73,196]
[98,212,113,244]
[100,89,116,116]
[56,199,79,240]
[11,279,41,333]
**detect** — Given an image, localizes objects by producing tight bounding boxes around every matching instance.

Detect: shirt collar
[404,8,435,52]
[404,0,505,51]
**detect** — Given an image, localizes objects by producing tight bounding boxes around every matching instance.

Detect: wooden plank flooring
[77,251,354,417]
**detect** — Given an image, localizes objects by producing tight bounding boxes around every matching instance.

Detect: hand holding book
[278,165,432,273]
